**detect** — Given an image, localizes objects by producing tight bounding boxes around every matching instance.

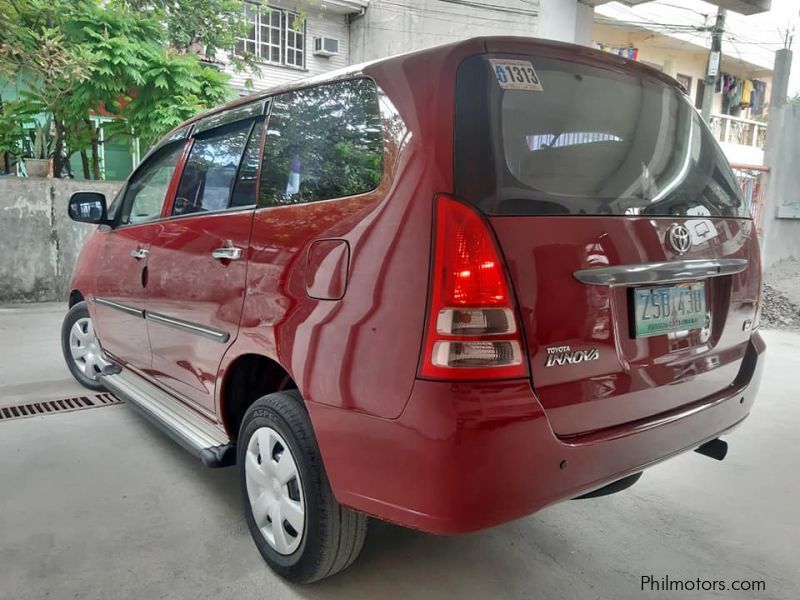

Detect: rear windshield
[454,54,747,218]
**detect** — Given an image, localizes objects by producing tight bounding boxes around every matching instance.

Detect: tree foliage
[0,0,235,177]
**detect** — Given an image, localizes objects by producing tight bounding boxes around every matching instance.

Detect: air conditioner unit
[313,37,339,57]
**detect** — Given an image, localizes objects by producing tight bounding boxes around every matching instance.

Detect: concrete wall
[761,102,800,268]
[349,0,541,63]
[0,178,122,304]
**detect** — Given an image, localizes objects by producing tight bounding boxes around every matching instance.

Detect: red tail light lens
[420,195,527,380]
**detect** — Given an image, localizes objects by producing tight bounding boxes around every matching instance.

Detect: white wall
[349,0,540,63]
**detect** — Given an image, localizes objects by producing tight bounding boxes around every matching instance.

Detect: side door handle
[131,248,149,260]
[211,246,243,261]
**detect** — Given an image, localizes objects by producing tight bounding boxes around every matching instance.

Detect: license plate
[632,282,706,338]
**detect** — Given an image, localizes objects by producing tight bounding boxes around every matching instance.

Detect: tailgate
[490,215,759,436]
[453,44,761,436]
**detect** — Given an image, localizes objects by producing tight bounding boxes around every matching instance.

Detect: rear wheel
[238,390,367,583]
[61,301,109,391]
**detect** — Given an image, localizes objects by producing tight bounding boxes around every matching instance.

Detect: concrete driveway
[1,304,798,600]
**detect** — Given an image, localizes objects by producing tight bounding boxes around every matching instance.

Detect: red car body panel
[69,36,765,535]
[92,223,160,366]
[144,208,255,414]
[491,216,760,436]
[308,332,763,534]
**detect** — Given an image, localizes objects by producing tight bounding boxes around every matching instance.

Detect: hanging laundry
[751,80,767,116]
[740,79,753,108]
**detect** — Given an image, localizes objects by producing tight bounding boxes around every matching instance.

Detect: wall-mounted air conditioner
[313,37,340,57]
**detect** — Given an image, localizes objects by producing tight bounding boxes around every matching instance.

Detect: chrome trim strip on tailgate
[101,369,230,451]
[573,258,748,286]
[94,297,144,318]
[146,311,230,343]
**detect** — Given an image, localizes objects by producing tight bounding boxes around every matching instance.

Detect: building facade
[221,0,603,94]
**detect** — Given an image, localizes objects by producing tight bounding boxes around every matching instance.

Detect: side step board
[100,368,235,468]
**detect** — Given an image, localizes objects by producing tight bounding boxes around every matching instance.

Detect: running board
[100,368,235,468]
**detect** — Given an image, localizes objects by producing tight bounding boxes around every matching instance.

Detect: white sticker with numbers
[489,59,543,91]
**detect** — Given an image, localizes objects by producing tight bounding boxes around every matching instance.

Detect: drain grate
[0,392,123,422]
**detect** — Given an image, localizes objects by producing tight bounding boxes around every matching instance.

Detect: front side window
[235,4,305,69]
[260,78,384,206]
[172,121,254,217]
[119,143,184,225]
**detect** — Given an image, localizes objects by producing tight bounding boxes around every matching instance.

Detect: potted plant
[25,118,53,177]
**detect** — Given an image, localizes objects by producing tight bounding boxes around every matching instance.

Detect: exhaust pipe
[694,438,728,461]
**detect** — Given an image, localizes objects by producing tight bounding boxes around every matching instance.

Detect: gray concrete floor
[0,303,798,600]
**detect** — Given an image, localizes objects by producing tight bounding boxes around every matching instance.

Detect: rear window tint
[260,78,383,206]
[454,54,747,218]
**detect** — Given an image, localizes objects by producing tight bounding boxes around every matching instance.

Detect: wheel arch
[219,353,298,441]
[68,290,85,307]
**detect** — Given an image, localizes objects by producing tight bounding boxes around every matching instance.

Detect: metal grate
[0,393,122,422]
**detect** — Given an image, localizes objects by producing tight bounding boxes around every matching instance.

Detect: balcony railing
[709,114,767,149]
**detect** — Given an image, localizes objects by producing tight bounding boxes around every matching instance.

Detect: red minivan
[63,37,765,582]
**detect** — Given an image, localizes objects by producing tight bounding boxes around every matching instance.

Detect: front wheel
[238,390,367,583]
[61,301,108,391]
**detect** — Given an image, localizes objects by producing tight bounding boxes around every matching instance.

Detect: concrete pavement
[0,303,798,599]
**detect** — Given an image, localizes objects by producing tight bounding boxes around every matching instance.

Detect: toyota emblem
[668,223,691,255]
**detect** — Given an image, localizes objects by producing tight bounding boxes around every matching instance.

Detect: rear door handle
[211,246,242,261]
[130,248,149,260]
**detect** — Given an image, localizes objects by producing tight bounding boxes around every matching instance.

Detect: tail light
[420,195,527,380]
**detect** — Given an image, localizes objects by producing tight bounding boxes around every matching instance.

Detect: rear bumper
[308,332,765,535]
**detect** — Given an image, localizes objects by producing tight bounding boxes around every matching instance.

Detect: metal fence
[710,114,768,150]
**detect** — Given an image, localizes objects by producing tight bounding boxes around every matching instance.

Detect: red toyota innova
[62,37,765,583]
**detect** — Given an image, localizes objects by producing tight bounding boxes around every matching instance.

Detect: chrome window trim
[146,311,230,343]
[573,258,749,286]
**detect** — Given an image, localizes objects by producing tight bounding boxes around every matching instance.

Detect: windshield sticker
[490,60,543,91]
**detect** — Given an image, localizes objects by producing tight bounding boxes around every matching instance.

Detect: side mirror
[68,191,108,225]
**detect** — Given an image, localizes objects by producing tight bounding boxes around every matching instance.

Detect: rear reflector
[431,340,523,368]
[420,195,527,380]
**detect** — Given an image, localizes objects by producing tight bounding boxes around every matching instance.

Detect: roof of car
[162,36,684,141]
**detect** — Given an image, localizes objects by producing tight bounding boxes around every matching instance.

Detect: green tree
[0,0,234,179]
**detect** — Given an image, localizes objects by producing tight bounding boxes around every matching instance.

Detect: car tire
[238,390,367,583]
[61,301,106,391]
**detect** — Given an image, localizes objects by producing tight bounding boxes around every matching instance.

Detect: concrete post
[770,48,792,110]
[538,0,578,43]
[760,48,800,267]
[574,2,595,47]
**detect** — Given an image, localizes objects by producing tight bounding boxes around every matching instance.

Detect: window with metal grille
[235,4,305,69]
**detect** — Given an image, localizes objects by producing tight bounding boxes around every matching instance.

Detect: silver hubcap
[69,317,109,379]
[245,427,306,555]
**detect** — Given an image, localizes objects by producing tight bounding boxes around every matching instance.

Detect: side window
[230,121,264,208]
[119,143,184,225]
[172,120,253,217]
[260,78,383,207]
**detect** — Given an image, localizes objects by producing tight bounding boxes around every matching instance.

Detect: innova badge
[545,345,599,367]
[668,223,691,255]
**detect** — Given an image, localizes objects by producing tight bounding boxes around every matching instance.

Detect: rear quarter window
[259,78,383,206]
[454,54,747,218]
